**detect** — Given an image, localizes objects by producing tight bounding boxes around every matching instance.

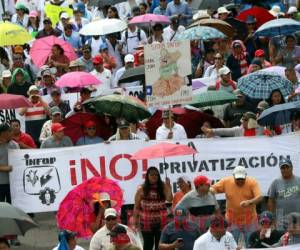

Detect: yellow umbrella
[0,21,33,46]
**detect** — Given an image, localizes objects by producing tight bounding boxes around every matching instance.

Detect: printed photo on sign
[145,41,192,107]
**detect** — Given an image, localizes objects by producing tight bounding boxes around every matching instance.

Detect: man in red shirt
[10,119,36,149]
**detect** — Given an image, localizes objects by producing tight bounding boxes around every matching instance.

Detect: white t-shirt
[91,68,113,95]
[156,122,187,140]
[163,25,185,42]
[193,230,237,250]
[53,245,85,250]
[91,38,105,57]
[121,28,147,55]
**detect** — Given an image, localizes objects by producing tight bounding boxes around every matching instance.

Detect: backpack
[125,28,141,42]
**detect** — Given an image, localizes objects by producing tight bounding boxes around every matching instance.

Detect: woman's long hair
[143,166,165,200]
[267,88,285,106]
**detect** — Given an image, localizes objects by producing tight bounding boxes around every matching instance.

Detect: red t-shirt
[13,132,37,148]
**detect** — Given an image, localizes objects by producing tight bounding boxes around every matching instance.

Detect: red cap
[51,123,65,134]
[255,49,265,57]
[84,120,96,128]
[194,175,211,187]
[92,55,103,65]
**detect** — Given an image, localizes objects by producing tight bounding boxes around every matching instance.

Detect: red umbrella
[0,94,32,109]
[236,6,275,28]
[131,142,197,160]
[60,112,112,144]
[57,177,123,238]
[146,110,224,139]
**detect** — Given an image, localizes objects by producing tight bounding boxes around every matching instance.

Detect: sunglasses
[87,127,96,130]
[106,217,117,221]
[235,178,245,181]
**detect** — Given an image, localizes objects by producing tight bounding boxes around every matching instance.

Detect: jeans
[0,184,11,203]
[228,222,258,247]
[141,229,161,250]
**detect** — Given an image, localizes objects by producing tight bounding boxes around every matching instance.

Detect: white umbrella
[79,18,127,36]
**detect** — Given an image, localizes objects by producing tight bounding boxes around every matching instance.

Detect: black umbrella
[118,65,145,84]
[88,0,126,7]
[225,17,247,40]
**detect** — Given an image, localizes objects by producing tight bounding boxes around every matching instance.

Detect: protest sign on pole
[9,133,300,213]
[0,109,25,130]
[144,41,192,108]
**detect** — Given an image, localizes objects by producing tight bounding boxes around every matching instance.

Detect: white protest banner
[248,244,300,249]
[124,86,143,97]
[0,109,25,130]
[43,92,78,111]
[9,133,300,213]
[145,41,192,108]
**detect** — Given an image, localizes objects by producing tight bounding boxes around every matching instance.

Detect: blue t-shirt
[160,220,201,250]
[76,136,103,146]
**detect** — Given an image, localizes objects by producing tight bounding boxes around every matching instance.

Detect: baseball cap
[2,70,11,78]
[108,224,127,237]
[124,54,134,63]
[257,100,269,111]
[288,6,298,14]
[118,119,129,128]
[255,49,265,58]
[60,12,70,19]
[50,106,62,115]
[84,120,96,128]
[219,66,231,75]
[69,60,81,68]
[251,58,262,68]
[194,175,211,187]
[233,165,247,179]
[100,43,108,51]
[41,69,52,77]
[161,110,174,119]
[217,6,230,14]
[269,5,284,17]
[27,85,39,96]
[51,123,65,133]
[92,55,103,65]
[233,89,244,97]
[242,111,256,120]
[174,206,187,217]
[279,157,293,168]
[104,208,117,219]
[260,211,273,224]
[59,230,77,242]
[14,45,23,54]
[29,10,38,18]
[43,18,52,24]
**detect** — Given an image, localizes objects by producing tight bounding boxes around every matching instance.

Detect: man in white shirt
[89,208,142,250]
[91,55,113,95]
[163,16,185,42]
[120,20,147,55]
[156,110,187,140]
[193,215,238,250]
[113,54,139,88]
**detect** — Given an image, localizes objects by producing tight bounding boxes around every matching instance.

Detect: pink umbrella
[29,35,77,67]
[55,71,102,88]
[131,142,197,160]
[129,14,171,25]
[0,94,32,109]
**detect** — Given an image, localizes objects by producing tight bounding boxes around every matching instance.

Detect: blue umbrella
[257,101,300,126]
[254,18,300,37]
[174,26,226,41]
[237,71,293,99]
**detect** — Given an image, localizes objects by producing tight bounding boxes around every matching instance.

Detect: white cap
[217,7,230,15]
[28,85,39,94]
[288,6,298,14]
[60,12,70,19]
[124,54,134,63]
[233,166,247,179]
[99,192,117,207]
[269,5,284,17]
[219,66,231,75]
[2,70,11,78]
[104,208,117,219]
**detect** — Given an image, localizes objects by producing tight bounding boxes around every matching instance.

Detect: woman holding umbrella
[133,167,172,250]
[47,44,70,77]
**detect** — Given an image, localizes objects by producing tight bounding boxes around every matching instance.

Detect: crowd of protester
[1,0,300,249]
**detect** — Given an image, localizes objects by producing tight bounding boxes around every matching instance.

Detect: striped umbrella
[254,18,300,37]
[237,71,293,99]
[190,90,237,108]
